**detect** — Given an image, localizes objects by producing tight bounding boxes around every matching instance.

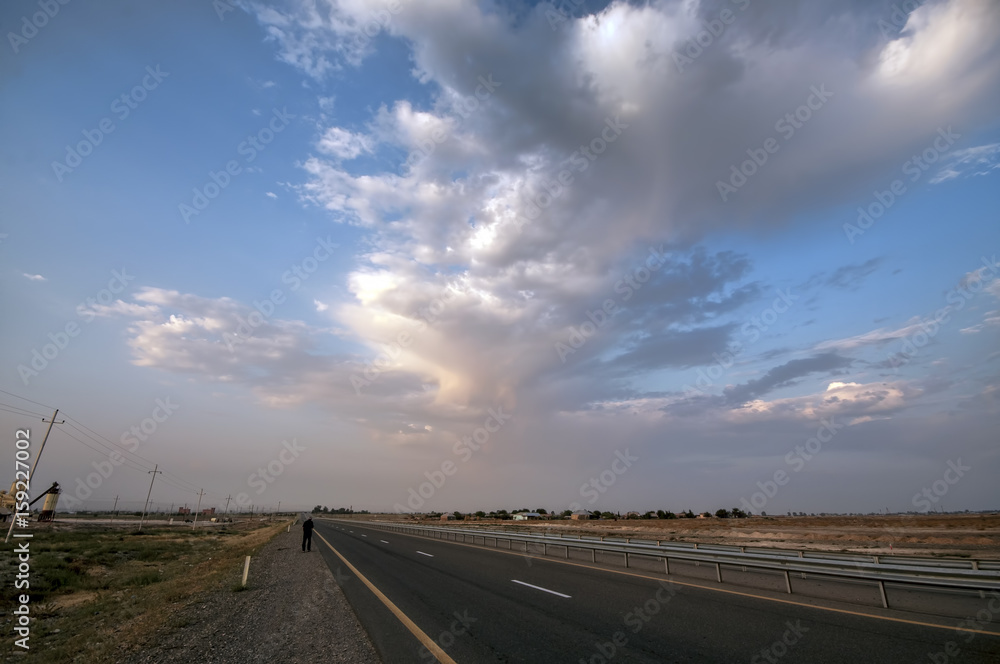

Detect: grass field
[0,519,287,662]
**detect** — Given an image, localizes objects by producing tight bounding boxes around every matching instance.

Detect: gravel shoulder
[120,526,380,663]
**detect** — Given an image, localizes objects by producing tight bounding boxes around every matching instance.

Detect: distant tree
[592,510,602,519]
[474,510,486,518]
[561,510,573,517]
[453,511,463,520]
[312,505,323,513]
[715,509,730,518]
[535,508,548,515]
[761,511,767,516]
[642,511,655,519]
[601,511,615,519]
[731,507,747,519]
[683,509,696,518]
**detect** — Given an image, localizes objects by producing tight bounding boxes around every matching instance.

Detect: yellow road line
[315,530,458,664]
[369,525,1000,637]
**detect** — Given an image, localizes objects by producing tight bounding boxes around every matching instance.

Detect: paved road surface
[313,520,1000,663]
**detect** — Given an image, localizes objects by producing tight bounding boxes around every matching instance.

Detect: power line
[0,388,53,410]
[0,404,49,418]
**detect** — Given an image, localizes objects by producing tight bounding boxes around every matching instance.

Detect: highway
[313,520,1000,663]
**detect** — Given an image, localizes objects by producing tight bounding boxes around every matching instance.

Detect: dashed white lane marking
[511,579,572,598]
[417,551,434,557]
[381,540,389,543]
[362,534,367,537]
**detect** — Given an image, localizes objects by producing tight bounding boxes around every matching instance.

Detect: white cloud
[317,126,374,160]
[314,299,329,312]
[22,273,46,282]
[266,191,278,199]
[931,142,1000,184]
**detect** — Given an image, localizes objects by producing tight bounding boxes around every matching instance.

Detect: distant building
[178,507,191,515]
[440,514,455,521]
[513,512,542,521]
[570,511,592,520]
[202,507,215,515]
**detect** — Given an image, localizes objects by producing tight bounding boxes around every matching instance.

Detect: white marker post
[242,555,251,587]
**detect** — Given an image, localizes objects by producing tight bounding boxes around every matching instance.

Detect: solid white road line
[417,551,434,557]
[511,579,572,598]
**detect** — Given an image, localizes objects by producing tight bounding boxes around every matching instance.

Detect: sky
[1,0,998,517]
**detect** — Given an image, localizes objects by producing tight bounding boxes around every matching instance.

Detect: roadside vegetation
[0,520,286,662]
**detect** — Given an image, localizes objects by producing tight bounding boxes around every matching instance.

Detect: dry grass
[0,519,287,663]
[355,512,1000,558]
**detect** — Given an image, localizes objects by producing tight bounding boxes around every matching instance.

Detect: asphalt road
[312,520,1000,664]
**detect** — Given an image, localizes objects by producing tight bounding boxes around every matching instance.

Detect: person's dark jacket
[303,518,314,533]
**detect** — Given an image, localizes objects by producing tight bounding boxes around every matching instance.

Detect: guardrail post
[591,549,596,563]
[716,562,722,583]
[873,555,879,564]
[972,561,979,570]
[693,543,698,549]
[543,542,547,555]
[878,580,889,608]
[664,557,669,575]
[625,551,629,568]
[784,570,792,594]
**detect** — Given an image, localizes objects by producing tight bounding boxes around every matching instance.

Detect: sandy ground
[367,513,1000,559]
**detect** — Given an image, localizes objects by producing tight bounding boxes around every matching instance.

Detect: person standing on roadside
[302,516,314,552]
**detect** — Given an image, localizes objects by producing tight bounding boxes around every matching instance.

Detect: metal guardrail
[338,520,1000,610]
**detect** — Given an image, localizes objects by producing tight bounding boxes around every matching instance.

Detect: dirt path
[119,527,380,663]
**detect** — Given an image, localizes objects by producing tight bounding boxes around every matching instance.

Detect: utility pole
[224,495,232,515]
[192,489,205,530]
[138,465,162,531]
[277,501,281,518]
[6,409,63,543]
[110,495,119,525]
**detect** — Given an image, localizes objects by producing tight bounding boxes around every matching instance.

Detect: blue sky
[1,0,998,516]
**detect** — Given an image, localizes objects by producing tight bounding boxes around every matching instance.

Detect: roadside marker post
[242,555,251,587]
